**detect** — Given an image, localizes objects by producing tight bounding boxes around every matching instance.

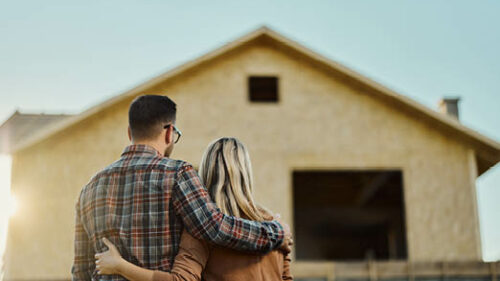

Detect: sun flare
[7,193,17,217]
[0,155,14,217]
[0,154,13,267]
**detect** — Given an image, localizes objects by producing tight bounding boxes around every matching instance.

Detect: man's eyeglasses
[163,124,182,144]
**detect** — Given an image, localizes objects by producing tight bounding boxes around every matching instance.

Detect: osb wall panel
[5,43,480,280]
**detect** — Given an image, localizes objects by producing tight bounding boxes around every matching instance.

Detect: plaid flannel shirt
[71,144,284,281]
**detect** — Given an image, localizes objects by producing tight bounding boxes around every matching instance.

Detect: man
[72,95,290,280]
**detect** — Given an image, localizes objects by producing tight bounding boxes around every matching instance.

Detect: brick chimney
[438,97,460,120]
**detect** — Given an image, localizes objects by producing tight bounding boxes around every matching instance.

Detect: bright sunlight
[0,154,13,279]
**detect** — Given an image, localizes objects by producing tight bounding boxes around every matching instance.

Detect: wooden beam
[292,261,500,279]
[355,173,392,207]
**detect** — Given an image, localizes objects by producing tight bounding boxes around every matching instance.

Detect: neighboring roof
[10,26,500,175]
[0,111,73,154]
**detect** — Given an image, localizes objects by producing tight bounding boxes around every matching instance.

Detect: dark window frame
[292,169,408,262]
[248,76,279,103]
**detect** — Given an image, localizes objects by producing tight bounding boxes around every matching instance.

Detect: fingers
[280,241,292,254]
[95,263,107,275]
[94,252,110,275]
[277,233,294,254]
[102,237,113,248]
[273,214,291,235]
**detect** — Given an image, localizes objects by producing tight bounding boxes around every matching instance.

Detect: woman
[95,137,293,281]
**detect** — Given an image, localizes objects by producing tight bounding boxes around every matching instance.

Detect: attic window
[248,76,278,102]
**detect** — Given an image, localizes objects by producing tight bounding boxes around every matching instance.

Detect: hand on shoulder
[273,213,293,254]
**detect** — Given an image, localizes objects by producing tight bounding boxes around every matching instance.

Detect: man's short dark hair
[128,95,177,141]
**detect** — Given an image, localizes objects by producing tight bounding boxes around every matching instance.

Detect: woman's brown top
[152,230,293,281]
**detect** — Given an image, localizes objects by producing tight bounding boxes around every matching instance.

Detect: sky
[0,0,499,261]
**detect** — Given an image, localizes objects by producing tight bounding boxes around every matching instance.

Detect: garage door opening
[293,170,407,261]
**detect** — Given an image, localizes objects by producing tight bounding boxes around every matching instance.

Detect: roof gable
[0,111,72,154]
[11,26,500,174]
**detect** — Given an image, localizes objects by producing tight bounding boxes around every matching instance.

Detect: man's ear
[127,126,132,142]
[164,125,173,145]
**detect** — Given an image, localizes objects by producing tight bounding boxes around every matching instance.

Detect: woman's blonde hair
[199,137,266,222]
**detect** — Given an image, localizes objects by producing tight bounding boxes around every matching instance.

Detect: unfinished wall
[4,42,481,280]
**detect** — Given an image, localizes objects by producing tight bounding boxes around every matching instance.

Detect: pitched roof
[10,26,500,175]
[0,111,73,154]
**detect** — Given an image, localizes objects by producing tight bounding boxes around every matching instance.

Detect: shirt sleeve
[71,198,95,281]
[152,230,209,281]
[172,163,284,254]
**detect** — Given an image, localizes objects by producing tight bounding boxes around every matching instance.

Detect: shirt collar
[121,144,163,157]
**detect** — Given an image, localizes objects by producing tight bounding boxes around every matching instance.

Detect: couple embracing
[71,95,293,281]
